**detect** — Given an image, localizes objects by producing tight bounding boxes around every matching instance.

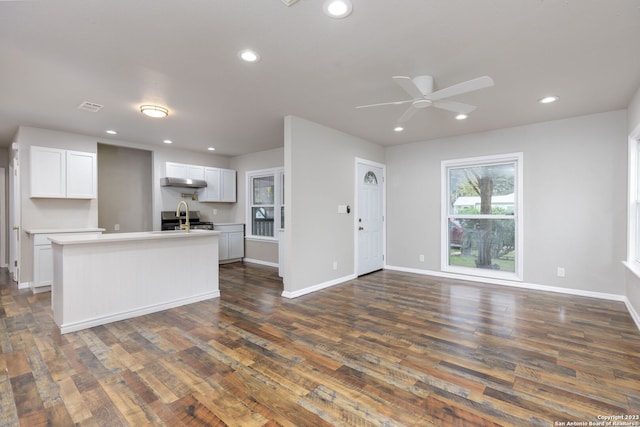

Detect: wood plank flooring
[1,263,640,426]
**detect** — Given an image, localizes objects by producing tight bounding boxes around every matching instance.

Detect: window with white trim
[627,138,640,269]
[442,153,523,280]
[246,167,284,239]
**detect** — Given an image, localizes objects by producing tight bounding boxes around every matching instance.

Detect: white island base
[50,230,220,334]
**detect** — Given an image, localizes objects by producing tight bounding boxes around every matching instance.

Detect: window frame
[246,167,284,241]
[626,127,640,276]
[441,152,524,281]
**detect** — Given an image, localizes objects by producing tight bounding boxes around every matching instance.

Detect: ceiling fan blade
[432,100,477,114]
[356,99,414,109]
[393,76,425,99]
[397,105,418,123]
[429,76,494,100]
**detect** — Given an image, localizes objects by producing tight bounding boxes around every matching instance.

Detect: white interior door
[357,161,384,276]
[9,152,20,283]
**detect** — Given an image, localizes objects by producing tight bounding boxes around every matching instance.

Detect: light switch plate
[338,205,348,214]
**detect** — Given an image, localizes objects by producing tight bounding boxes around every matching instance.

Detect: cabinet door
[220,169,237,202]
[30,146,66,198]
[202,168,221,202]
[66,151,97,199]
[218,232,230,260]
[187,165,205,181]
[33,244,53,287]
[166,162,187,178]
[228,231,244,259]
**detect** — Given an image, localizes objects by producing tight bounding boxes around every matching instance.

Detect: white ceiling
[1,0,639,157]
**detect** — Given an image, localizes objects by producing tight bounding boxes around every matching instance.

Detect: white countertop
[49,230,220,245]
[214,222,244,226]
[25,228,106,235]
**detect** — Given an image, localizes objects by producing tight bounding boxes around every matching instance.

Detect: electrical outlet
[557,267,565,278]
[114,224,120,231]
[419,254,425,262]
[332,261,338,270]
[212,208,218,215]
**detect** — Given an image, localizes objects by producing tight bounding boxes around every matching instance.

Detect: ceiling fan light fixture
[538,95,558,104]
[323,0,352,18]
[140,105,168,118]
[455,114,468,120]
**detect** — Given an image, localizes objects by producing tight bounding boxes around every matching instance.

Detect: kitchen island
[49,230,220,334]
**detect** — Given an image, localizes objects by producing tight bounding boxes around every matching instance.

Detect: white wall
[284,116,384,294]
[386,110,627,295]
[626,86,640,321]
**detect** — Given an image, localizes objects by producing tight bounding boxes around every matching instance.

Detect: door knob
[12,226,19,231]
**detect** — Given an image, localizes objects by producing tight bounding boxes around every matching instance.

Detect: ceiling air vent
[281,0,299,6]
[77,101,104,112]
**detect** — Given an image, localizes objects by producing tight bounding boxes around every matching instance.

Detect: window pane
[253,176,274,205]
[252,207,274,237]
[449,163,515,215]
[448,218,516,273]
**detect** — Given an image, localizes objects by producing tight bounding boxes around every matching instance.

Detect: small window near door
[247,167,284,239]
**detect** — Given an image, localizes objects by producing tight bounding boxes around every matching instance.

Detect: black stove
[160,211,214,231]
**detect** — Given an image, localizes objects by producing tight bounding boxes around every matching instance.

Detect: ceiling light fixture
[163,139,173,144]
[105,130,118,135]
[239,49,260,63]
[394,126,404,132]
[207,147,216,151]
[538,95,558,104]
[455,114,468,120]
[323,0,352,18]
[140,105,169,118]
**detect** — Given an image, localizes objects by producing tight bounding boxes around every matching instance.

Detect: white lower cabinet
[31,231,103,293]
[214,224,244,263]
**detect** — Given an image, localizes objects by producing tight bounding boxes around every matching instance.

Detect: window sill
[623,260,640,280]
[245,236,278,243]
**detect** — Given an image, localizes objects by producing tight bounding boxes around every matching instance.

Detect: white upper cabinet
[66,150,97,198]
[220,169,236,202]
[165,161,236,203]
[30,146,96,199]
[165,162,188,179]
[201,167,236,202]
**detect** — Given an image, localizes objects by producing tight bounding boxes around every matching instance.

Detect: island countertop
[49,229,220,245]
[51,229,220,334]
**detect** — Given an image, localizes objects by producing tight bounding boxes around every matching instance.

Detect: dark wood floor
[1,263,639,426]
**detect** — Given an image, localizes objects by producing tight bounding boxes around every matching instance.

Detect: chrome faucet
[176,200,190,232]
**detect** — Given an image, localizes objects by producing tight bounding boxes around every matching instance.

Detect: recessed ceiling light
[140,105,169,118]
[163,139,173,144]
[207,147,216,151]
[323,0,352,18]
[538,95,558,104]
[394,126,404,132]
[455,114,468,120]
[239,49,260,63]
[105,130,118,135]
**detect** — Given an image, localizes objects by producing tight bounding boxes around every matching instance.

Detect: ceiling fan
[356,75,494,124]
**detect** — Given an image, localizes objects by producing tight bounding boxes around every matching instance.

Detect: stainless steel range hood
[160,177,207,188]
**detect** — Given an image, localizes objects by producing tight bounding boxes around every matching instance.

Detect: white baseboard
[385,264,640,330]
[59,291,221,334]
[18,281,31,290]
[624,297,640,331]
[243,258,279,268]
[282,274,357,299]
